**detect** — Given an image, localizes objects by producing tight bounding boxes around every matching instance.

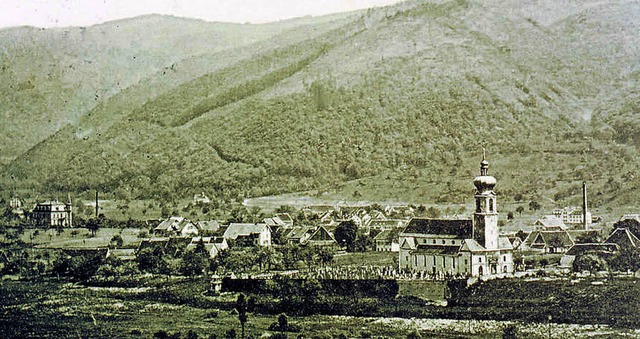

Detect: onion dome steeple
[473,148,496,194]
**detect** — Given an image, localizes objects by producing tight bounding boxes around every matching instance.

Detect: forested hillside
[2,0,639,209]
[0,13,357,164]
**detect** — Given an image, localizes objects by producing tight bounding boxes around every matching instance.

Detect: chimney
[95,190,99,218]
[582,181,588,230]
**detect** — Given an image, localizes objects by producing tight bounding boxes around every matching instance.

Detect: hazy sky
[0,0,404,29]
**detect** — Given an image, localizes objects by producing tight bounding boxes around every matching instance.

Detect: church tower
[473,151,499,250]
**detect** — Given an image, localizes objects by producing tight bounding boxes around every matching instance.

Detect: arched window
[489,198,494,212]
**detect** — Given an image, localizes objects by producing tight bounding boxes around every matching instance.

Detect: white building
[33,200,73,227]
[398,155,514,277]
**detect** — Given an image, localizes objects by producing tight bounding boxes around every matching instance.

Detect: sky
[0,0,404,29]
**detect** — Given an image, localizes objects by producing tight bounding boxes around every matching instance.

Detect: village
[3,155,639,286]
[2,155,640,337]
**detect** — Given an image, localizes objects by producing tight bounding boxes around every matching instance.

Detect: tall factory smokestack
[582,181,588,230]
[95,190,99,218]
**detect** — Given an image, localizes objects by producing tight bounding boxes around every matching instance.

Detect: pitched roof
[196,220,220,232]
[155,216,191,232]
[223,223,269,239]
[461,238,486,252]
[498,236,514,250]
[524,230,574,248]
[400,237,416,250]
[401,218,473,238]
[413,244,461,255]
[535,216,566,228]
[369,219,404,228]
[605,228,640,248]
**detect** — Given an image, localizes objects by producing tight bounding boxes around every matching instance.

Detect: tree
[528,200,541,211]
[612,219,640,239]
[317,247,334,267]
[353,232,373,252]
[516,206,525,215]
[507,211,514,220]
[608,246,640,274]
[110,235,124,248]
[235,294,248,339]
[575,232,600,244]
[334,220,358,251]
[180,248,208,278]
[573,254,608,275]
[86,218,100,237]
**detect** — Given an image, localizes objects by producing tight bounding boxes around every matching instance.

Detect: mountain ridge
[2,0,639,210]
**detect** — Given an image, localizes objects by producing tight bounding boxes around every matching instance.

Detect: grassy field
[21,227,147,249]
[2,279,638,338]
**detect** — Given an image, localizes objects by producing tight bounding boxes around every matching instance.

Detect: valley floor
[1,279,639,338]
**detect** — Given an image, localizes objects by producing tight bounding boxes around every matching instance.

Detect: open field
[19,228,147,249]
[2,279,639,338]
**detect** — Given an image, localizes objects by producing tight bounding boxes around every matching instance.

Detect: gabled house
[154,217,200,237]
[223,223,271,247]
[534,216,567,230]
[186,236,228,258]
[605,228,640,250]
[195,220,220,235]
[522,229,575,254]
[285,226,338,249]
[374,229,400,252]
[368,219,406,231]
[274,213,294,227]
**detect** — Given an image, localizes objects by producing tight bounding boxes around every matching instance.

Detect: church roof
[413,244,461,255]
[402,218,473,238]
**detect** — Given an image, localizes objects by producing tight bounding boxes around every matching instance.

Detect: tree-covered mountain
[0,12,358,164]
[2,0,639,209]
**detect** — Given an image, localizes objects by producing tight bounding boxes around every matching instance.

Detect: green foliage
[180,248,209,277]
[573,254,608,274]
[334,221,358,251]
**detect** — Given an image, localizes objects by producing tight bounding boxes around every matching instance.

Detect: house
[285,226,338,249]
[193,192,210,204]
[195,220,220,235]
[385,205,415,218]
[506,236,523,250]
[522,229,575,254]
[368,219,406,231]
[552,207,591,227]
[33,200,73,227]
[605,228,640,250]
[223,223,271,247]
[154,217,200,237]
[534,216,566,230]
[274,213,294,227]
[136,237,170,254]
[398,156,514,277]
[263,216,288,229]
[186,236,228,258]
[374,229,400,252]
[137,236,193,256]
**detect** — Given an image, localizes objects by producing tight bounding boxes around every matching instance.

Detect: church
[398,155,514,277]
